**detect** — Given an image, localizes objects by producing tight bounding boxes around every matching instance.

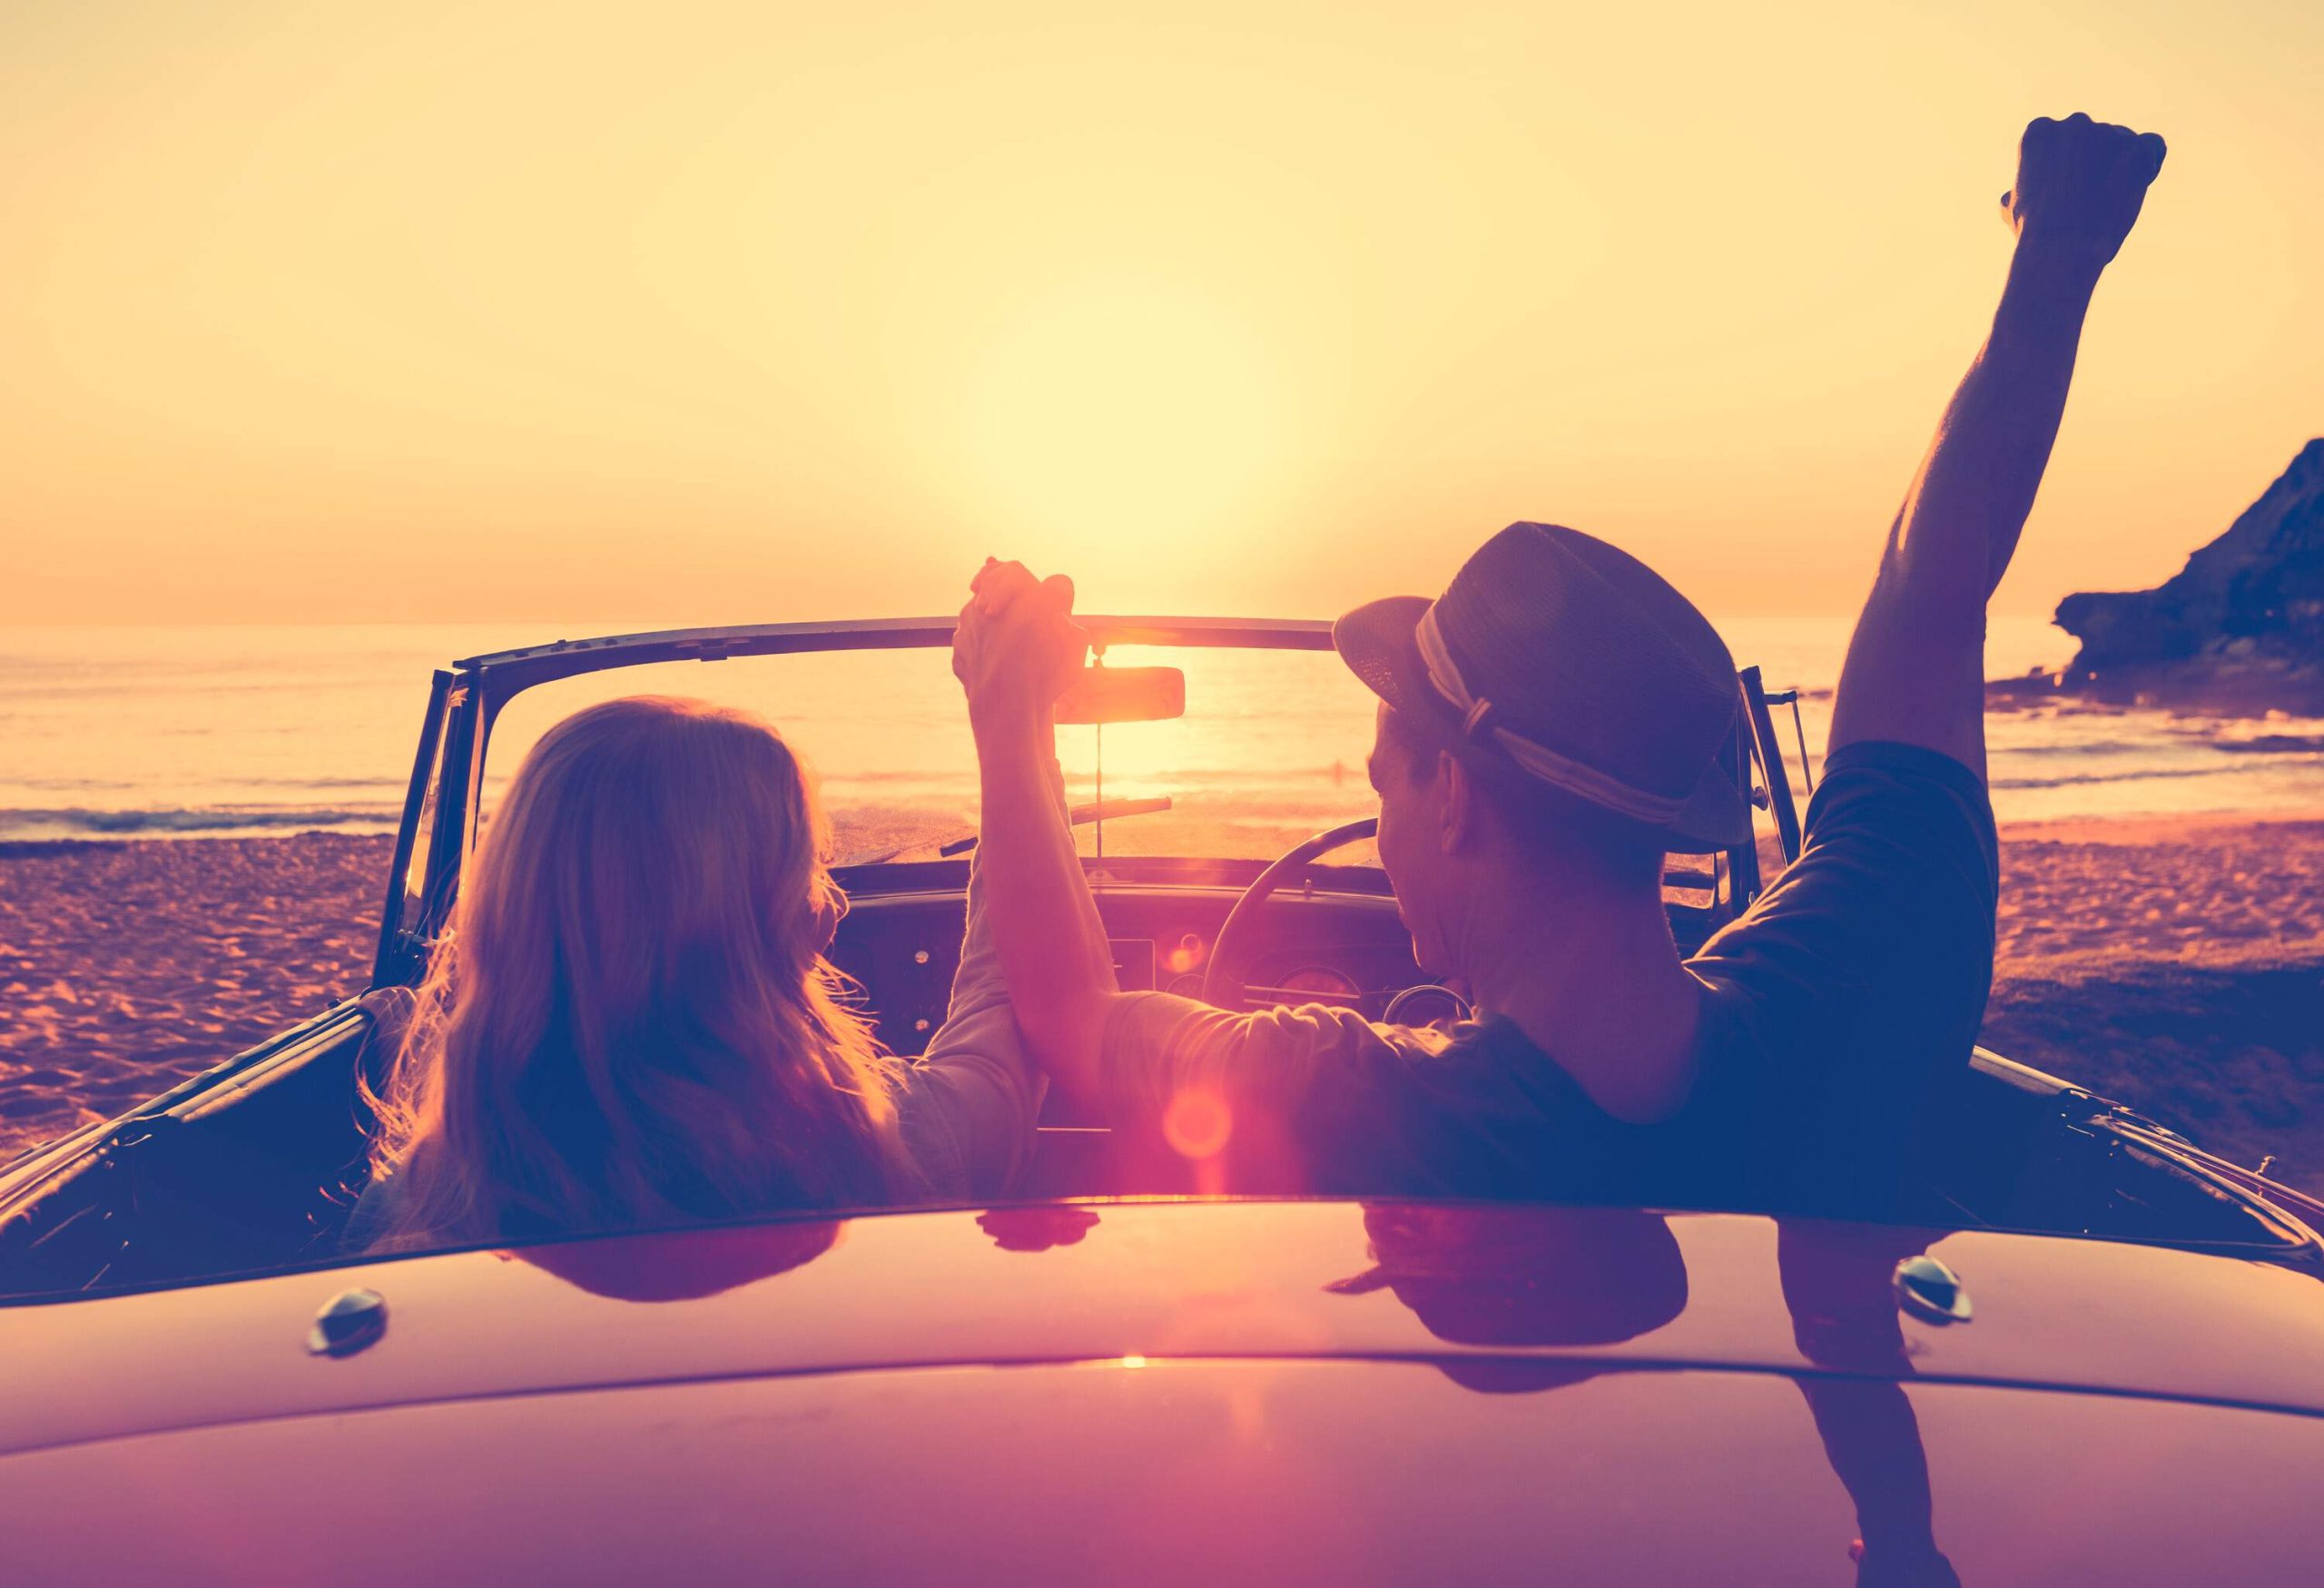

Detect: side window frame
[370,670,451,987]
[370,668,485,986]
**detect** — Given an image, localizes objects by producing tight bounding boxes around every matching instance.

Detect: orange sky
[3,1,2319,627]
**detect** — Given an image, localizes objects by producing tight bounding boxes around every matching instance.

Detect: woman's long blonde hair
[363,695,920,1250]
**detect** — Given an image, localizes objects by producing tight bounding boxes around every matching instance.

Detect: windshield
[480,642,1384,865]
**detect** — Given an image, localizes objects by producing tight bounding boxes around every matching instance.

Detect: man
[952,114,2166,1216]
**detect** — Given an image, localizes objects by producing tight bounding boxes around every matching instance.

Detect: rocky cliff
[2053,439,2324,714]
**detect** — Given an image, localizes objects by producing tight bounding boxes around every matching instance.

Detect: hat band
[1413,605,1690,825]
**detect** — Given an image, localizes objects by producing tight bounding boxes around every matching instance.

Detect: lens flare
[1162,1087,1234,1160]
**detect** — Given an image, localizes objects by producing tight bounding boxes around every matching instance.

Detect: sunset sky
[4,1,2318,629]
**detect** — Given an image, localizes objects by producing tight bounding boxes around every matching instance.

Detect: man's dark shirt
[1099,742,2000,1215]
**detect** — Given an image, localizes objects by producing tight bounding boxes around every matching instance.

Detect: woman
[348,695,1039,1252]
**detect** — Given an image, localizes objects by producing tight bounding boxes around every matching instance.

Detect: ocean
[2,618,2319,853]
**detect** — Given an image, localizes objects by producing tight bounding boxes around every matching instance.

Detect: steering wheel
[1202,817,1382,1011]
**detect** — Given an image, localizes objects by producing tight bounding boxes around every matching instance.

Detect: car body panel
[5,1358,2321,1587]
[6,1201,2323,1465]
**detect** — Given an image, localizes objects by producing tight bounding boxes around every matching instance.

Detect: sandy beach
[0,834,389,1151]
[1977,811,2324,1194]
[5,820,2323,1194]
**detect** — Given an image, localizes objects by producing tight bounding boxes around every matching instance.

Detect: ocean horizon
[3,616,2320,850]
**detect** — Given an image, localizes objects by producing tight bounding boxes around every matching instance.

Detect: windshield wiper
[840,796,1173,866]
[940,796,1173,857]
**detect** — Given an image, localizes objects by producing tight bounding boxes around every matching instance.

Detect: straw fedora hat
[1333,523,1750,853]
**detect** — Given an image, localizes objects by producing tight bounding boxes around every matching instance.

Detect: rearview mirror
[1055,666,1185,725]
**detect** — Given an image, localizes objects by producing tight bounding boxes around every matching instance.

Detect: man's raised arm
[951,560,1120,1107]
[1828,113,2165,776]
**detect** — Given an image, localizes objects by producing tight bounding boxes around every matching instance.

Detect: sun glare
[960,275,1285,575]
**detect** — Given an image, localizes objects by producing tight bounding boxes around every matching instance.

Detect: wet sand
[5,819,2323,1193]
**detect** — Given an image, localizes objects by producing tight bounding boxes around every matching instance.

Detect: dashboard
[827,848,1742,1066]
[827,873,1440,1058]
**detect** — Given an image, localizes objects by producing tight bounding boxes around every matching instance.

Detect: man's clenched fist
[2001,113,2166,269]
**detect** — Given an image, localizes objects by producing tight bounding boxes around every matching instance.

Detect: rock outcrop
[2052,439,2324,714]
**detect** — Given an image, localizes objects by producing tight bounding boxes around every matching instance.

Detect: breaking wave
[1991,764,2263,792]
[0,806,401,840]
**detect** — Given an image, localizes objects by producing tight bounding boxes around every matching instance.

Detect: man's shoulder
[1800,740,1998,853]
[1685,737,1999,1008]
[1720,740,1993,911]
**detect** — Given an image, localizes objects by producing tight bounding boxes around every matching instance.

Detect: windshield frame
[379,617,1335,981]
[377,614,1787,985]
[458,616,1334,711]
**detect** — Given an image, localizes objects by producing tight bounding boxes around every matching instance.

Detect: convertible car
[4,617,2321,1585]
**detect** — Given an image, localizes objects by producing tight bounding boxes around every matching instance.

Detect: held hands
[952,557,1086,735]
[2001,113,2166,271]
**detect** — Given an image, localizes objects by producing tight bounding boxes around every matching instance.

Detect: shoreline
[5,817,2324,1194]
[1998,804,2324,844]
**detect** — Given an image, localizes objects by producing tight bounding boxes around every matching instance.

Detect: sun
[958,273,1286,582]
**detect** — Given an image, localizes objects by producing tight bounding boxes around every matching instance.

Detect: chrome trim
[308,1287,389,1357]
[1894,1254,1974,1324]
[454,615,1334,686]
[2094,1115,2324,1266]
